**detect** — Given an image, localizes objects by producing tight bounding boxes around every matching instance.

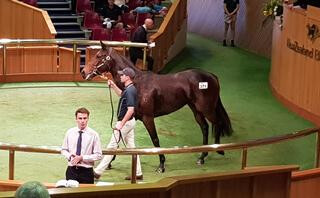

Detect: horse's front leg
[142,116,166,173]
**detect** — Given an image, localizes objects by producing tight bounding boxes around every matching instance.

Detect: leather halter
[86,47,114,80]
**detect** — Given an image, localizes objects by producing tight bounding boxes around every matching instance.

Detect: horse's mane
[109,47,141,74]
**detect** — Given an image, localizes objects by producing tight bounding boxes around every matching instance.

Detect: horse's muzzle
[81,70,93,80]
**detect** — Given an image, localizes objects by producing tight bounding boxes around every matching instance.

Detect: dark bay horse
[81,42,232,173]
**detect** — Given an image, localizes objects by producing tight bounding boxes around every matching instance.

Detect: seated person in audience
[130,0,157,14]
[115,0,130,13]
[101,0,123,26]
[113,22,128,40]
[152,0,168,16]
[94,0,106,14]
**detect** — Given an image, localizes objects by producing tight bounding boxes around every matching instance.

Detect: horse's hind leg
[142,116,166,173]
[188,104,209,165]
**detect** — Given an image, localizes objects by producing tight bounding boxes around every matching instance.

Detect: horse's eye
[97,54,102,58]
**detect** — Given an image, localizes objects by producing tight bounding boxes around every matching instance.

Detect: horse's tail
[214,96,233,137]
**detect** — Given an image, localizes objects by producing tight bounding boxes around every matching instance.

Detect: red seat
[112,28,128,41]
[23,0,38,7]
[76,0,92,14]
[91,28,112,40]
[136,13,151,26]
[83,11,103,29]
[127,0,140,11]
[122,12,137,28]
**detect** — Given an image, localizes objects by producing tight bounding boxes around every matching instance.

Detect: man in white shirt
[61,107,102,184]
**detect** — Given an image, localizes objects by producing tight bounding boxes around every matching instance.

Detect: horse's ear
[100,40,107,50]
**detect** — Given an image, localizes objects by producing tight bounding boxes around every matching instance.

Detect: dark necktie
[76,131,83,156]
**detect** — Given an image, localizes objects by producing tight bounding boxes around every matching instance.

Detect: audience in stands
[100,0,123,26]
[61,107,102,184]
[115,0,130,13]
[129,18,154,71]
[130,0,167,16]
[223,0,239,47]
[94,0,105,14]
[15,181,50,198]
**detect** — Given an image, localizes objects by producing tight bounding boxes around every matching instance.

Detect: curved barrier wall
[0,165,297,198]
[270,5,320,125]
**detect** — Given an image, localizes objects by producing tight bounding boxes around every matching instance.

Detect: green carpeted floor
[0,33,314,184]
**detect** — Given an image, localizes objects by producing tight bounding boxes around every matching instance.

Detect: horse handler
[94,67,143,180]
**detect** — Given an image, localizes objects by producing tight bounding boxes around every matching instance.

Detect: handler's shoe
[125,175,143,180]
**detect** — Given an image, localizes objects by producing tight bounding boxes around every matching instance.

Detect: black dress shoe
[125,175,143,180]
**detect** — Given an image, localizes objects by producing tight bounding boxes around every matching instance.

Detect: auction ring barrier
[0,39,151,83]
[0,127,319,183]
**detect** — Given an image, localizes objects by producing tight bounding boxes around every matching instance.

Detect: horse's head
[81,41,115,80]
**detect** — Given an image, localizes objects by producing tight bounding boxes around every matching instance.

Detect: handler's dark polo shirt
[117,84,137,121]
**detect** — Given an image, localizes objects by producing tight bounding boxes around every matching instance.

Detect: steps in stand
[38,0,87,67]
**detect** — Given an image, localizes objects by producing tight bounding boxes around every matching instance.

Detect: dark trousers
[66,166,94,184]
[129,48,154,71]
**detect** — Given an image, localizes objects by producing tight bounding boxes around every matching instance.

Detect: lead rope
[100,75,127,148]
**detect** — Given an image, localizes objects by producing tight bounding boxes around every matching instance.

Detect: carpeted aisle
[0,33,314,184]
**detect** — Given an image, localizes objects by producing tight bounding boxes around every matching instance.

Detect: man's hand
[107,80,115,87]
[71,155,83,165]
[115,122,124,131]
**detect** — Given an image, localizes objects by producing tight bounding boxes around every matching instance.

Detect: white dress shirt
[61,126,102,168]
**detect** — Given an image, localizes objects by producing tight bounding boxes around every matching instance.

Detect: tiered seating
[83,11,103,30]
[21,0,38,7]
[112,28,128,41]
[91,28,112,40]
[136,12,152,26]
[76,0,92,14]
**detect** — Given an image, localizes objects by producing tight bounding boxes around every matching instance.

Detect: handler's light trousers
[94,119,142,176]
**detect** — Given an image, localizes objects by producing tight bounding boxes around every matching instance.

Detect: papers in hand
[149,42,156,48]
[55,179,79,188]
[96,181,114,186]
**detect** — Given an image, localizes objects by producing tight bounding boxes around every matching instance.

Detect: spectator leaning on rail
[61,107,102,184]
[129,18,154,71]
[94,67,143,181]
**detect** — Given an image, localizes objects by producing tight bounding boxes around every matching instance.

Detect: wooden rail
[0,127,319,183]
[149,0,187,72]
[0,39,150,82]
[0,165,298,198]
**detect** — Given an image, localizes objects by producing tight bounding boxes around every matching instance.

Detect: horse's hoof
[217,150,225,155]
[155,166,165,173]
[197,159,204,165]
